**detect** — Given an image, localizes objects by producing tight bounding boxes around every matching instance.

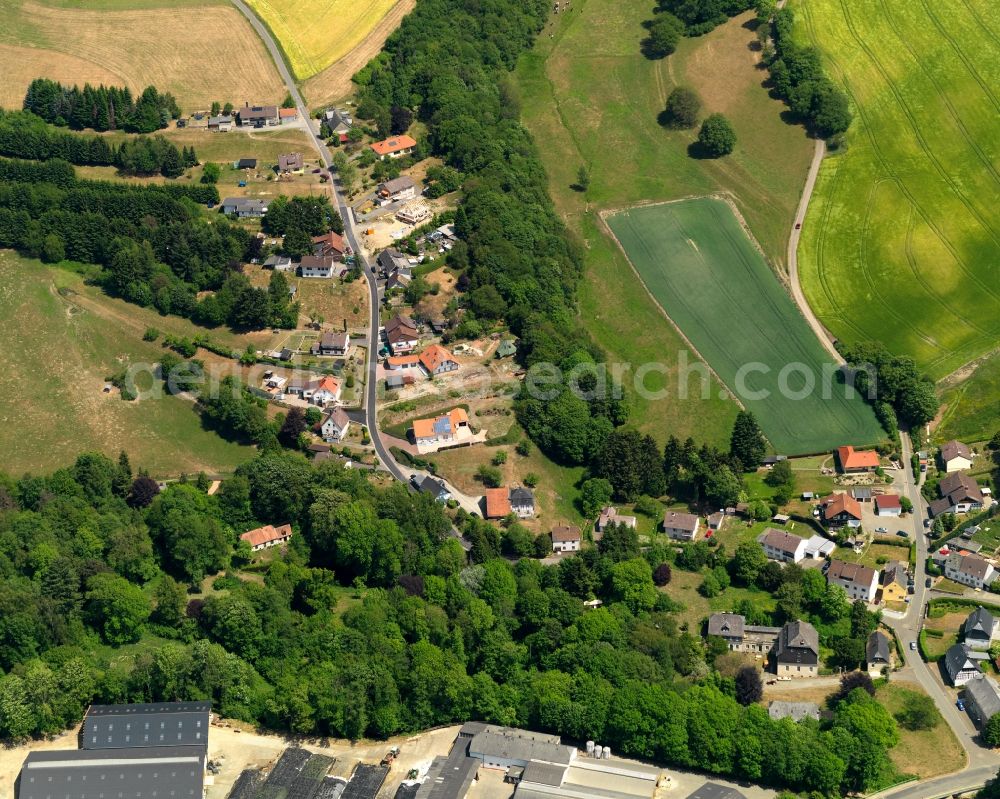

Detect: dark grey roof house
[82,701,211,750]
[418,475,451,503]
[683,783,746,799]
[965,606,996,648]
[945,643,983,686]
[965,677,1000,728]
[18,746,205,799]
[866,630,891,668]
[775,620,819,675]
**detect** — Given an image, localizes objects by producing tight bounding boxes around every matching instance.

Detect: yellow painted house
[881,561,909,603]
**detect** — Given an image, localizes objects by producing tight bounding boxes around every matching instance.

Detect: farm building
[241,523,293,551]
[371,134,417,159]
[768,701,820,722]
[221,197,268,218]
[235,157,258,169]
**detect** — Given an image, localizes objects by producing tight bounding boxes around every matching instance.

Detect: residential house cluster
[706,615,819,677]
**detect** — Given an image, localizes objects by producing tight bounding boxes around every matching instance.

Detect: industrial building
[82,700,211,750]
[17,746,206,799]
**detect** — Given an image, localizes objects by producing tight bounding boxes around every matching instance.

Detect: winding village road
[230,0,483,518]
[234,4,1000,795]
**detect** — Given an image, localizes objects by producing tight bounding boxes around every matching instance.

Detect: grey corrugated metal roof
[683,783,746,799]
[521,761,567,786]
[965,676,1000,723]
[768,701,820,721]
[469,731,572,766]
[19,746,204,799]
[82,702,210,750]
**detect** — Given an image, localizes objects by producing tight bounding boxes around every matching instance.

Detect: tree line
[0,110,197,177]
[0,450,902,795]
[23,79,180,133]
[352,0,626,466]
[0,157,294,328]
[763,6,853,138]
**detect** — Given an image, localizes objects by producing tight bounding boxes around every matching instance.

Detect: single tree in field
[662,87,701,129]
[574,165,590,192]
[643,12,684,59]
[697,113,737,157]
[735,666,763,705]
[730,410,766,471]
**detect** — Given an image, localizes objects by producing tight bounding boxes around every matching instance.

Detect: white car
[876,526,888,533]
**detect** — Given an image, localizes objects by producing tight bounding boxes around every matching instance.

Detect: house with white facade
[757,528,808,563]
[826,559,879,602]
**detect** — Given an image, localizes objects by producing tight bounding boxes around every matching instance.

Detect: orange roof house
[279,107,298,119]
[820,492,863,528]
[313,231,346,259]
[485,488,512,519]
[412,408,469,443]
[836,445,880,472]
[370,135,417,158]
[241,523,293,551]
[387,354,421,370]
[419,344,459,376]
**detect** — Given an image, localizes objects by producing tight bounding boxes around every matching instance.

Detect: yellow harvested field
[0,1,285,111]
[0,43,122,109]
[302,0,417,106]
[246,0,404,81]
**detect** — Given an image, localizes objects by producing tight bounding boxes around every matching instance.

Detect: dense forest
[0,155,317,329]
[23,79,180,133]
[0,451,901,796]
[0,110,197,177]
[352,0,627,466]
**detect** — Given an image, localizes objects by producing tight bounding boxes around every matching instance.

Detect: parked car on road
[957,700,966,711]
[910,641,918,651]
[876,526,888,533]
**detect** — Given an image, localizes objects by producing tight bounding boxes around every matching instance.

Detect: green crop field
[796,0,1000,383]
[0,252,257,476]
[516,0,814,448]
[607,198,884,454]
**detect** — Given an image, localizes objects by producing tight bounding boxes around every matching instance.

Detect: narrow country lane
[229,0,482,516]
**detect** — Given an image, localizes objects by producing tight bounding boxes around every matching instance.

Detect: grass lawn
[606,198,885,454]
[0,0,285,111]
[880,682,966,779]
[662,568,777,632]
[922,611,965,657]
[835,542,909,570]
[516,5,816,449]
[0,252,259,476]
[794,0,1000,382]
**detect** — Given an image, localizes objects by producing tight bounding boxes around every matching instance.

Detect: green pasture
[795,0,1000,381]
[607,198,884,454]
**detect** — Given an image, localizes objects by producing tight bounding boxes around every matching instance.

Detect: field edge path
[787,137,842,363]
